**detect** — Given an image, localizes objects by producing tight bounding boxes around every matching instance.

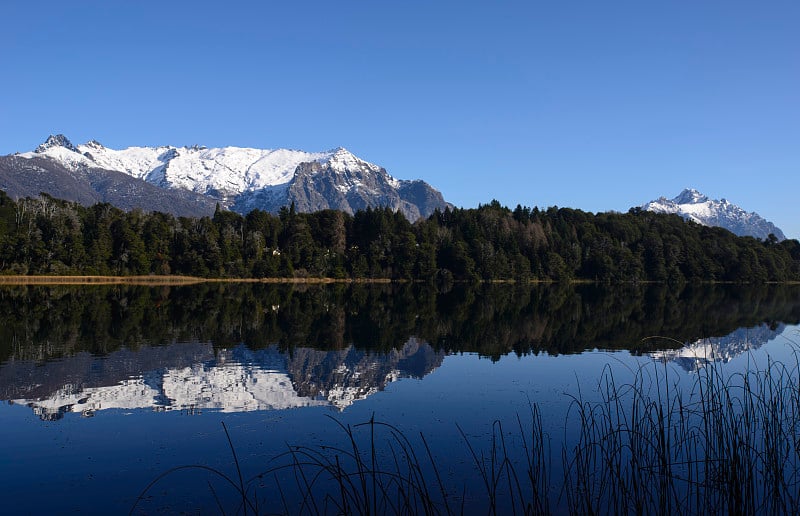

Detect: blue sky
[2,1,798,237]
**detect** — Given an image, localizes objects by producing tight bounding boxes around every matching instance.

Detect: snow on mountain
[15,135,449,220]
[642,188,786,241]
[27,135,335,198]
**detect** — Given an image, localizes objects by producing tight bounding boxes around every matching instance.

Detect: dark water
[1,283,798,513]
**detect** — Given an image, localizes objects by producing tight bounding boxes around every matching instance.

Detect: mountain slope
[234,148,440,220]
[13,135,449,220]
[0,154,218,217]
[642,188,786,241]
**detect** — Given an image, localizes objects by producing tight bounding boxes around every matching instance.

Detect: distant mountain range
[642,188,786,241]
[0,135,449,220]
[2,138,787,238]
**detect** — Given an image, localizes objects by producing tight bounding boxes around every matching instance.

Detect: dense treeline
[1,190,798,282]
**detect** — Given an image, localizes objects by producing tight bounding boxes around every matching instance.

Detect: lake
[1,283,799,514]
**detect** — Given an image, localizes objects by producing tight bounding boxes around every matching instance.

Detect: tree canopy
[1,190,798,283]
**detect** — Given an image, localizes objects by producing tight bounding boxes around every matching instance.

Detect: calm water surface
[1,283,798,513]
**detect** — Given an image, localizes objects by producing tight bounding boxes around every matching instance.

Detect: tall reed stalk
[134,344,800,515]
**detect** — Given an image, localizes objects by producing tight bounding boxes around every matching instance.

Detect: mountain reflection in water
[1,282,799,419]
[4,338,442,420]
[649,322,788,372]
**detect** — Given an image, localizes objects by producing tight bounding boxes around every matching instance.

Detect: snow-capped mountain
[6,135,448,220]
[641,188,786,241]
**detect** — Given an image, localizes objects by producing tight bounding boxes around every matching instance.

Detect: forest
[1,190,798,283]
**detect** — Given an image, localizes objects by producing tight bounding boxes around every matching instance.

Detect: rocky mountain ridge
[3,135,449,220]
[642,188,786,241]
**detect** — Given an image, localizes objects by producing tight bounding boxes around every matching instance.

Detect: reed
[562,343,800,515]
[135,342,800,515]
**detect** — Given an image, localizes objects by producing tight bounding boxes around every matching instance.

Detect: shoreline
[0,275,390,286]
[0,275,798,286]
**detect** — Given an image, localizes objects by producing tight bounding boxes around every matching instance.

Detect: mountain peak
[325,147,357,161]
[673,188,709,205]
[642,190,786,241]
[35,134,78,154]
[318,146,376,173]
